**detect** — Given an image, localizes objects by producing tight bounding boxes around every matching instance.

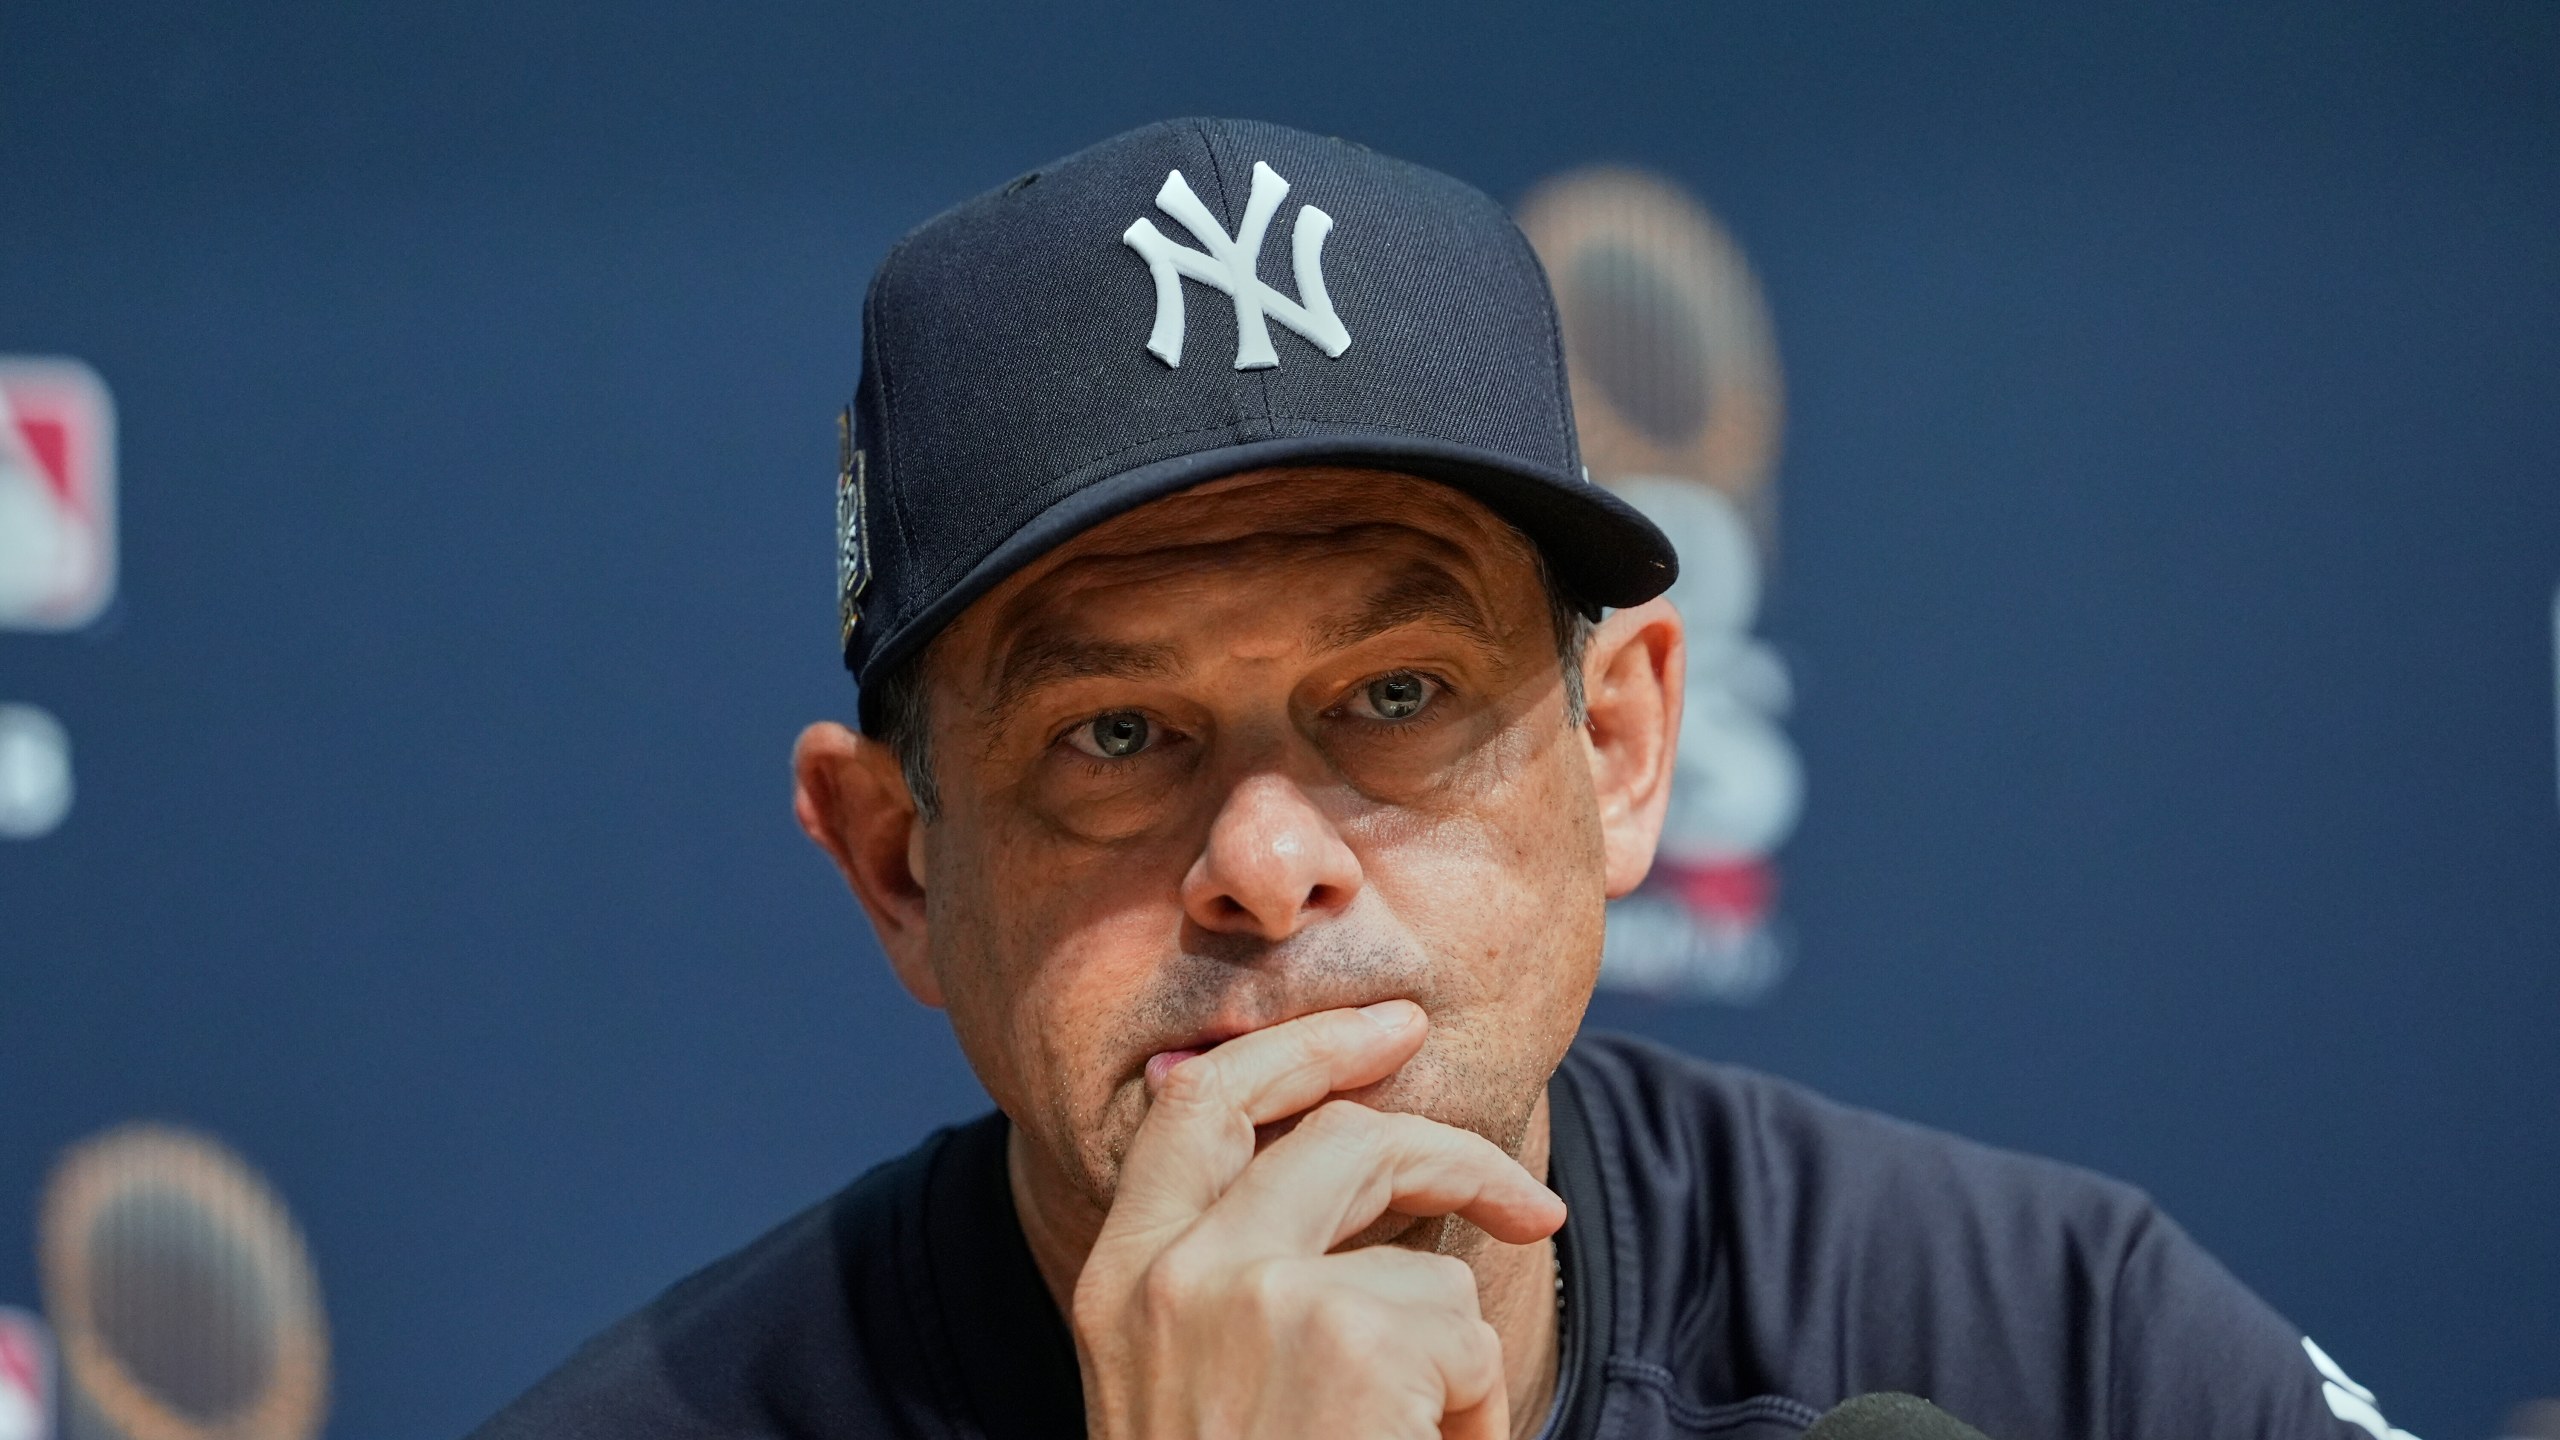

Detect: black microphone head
[1801,1393,1994,1440]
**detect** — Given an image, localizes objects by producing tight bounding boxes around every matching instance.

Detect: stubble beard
[1066,925,1557,1258]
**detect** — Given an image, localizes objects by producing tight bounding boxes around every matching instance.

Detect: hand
[1071,1002,1567,1440]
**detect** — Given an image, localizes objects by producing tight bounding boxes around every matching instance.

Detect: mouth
[1142,1023,1251,1094]
[1143,1045,1213,1090]
[1139,999,1417,1097]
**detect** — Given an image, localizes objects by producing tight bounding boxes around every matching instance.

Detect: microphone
[1801,1393,1995,1440]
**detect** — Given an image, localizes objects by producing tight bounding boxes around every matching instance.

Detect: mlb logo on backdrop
[0,359,116,632]
[0,1310,49,1440]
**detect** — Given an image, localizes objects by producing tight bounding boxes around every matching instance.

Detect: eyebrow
[986,631,1184,730]
[981,561,1502,730]
[1309,563,1502,653]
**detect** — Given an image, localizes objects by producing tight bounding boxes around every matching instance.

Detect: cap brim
[854,433,1678,731]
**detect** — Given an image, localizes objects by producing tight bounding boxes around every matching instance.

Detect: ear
[792,721,944,1008]
[1577,597,1685,898]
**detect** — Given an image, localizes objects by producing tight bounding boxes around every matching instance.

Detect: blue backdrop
[3,3,2555,1435]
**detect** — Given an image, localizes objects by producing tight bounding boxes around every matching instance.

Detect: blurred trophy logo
[1521,169,1800,1002]
[38,1126,327,1440]
[0,360,115,633]
[0,1311,51,1440]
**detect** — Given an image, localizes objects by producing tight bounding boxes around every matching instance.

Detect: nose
[1179,772,1364,941]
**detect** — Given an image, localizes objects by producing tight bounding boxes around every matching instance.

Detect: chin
[1079,1030,1547,1215]
[1379,1033,1548,1156]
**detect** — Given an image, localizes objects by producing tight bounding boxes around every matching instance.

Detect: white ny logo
[1121,161,1352,371]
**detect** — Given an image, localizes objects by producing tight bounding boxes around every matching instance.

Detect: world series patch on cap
[837,116,1678,727]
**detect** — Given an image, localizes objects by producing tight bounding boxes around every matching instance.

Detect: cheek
[1351,766,1604,1155]
[1360,731,1606,1000]
[927,818,1189,1166]
[1002,910,1173,1087]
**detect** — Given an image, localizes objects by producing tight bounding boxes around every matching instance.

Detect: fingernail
[1360,1000,1416,1030]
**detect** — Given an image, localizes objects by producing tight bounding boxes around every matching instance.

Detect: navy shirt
[468,1033,2399,1439]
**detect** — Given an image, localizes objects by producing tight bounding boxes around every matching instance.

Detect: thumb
[1441,1389,1509,1440]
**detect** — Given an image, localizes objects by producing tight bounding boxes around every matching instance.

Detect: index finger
[1107,1001,1427,1230]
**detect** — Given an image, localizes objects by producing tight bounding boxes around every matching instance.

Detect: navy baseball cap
[839,116,1678,728]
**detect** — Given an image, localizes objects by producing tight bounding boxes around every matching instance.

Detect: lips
[1142,1021,1261,1093]
[1144,1046,1208,1090]
[1139,997,1418,1097]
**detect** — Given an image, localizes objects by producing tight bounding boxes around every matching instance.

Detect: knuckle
[1067,1259,1126,1334]
[1137,1244,1209,1320]
[1286,1020,1331,1068]
[1236,1256,1301,1324]
[1066,1284,1106,1347]
[1306,1288,1384,1356]
[1153,1056,1229,1113]
[1426,1252,1481,1307]
[1303,1099,1378,1147]
[1382,1392,1440,1440]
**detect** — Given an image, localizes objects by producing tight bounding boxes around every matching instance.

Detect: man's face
[839,467,1647,1231]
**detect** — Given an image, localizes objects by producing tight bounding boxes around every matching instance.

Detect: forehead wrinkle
[982,628,1184,737]
[1310,561,1504,655]
[961,505,1534,735]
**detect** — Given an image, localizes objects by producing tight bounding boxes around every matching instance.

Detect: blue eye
[1071,711,1151,758]
[1363,672,1430,720]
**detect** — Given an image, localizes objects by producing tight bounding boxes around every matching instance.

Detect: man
[471,119,2410,1439]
